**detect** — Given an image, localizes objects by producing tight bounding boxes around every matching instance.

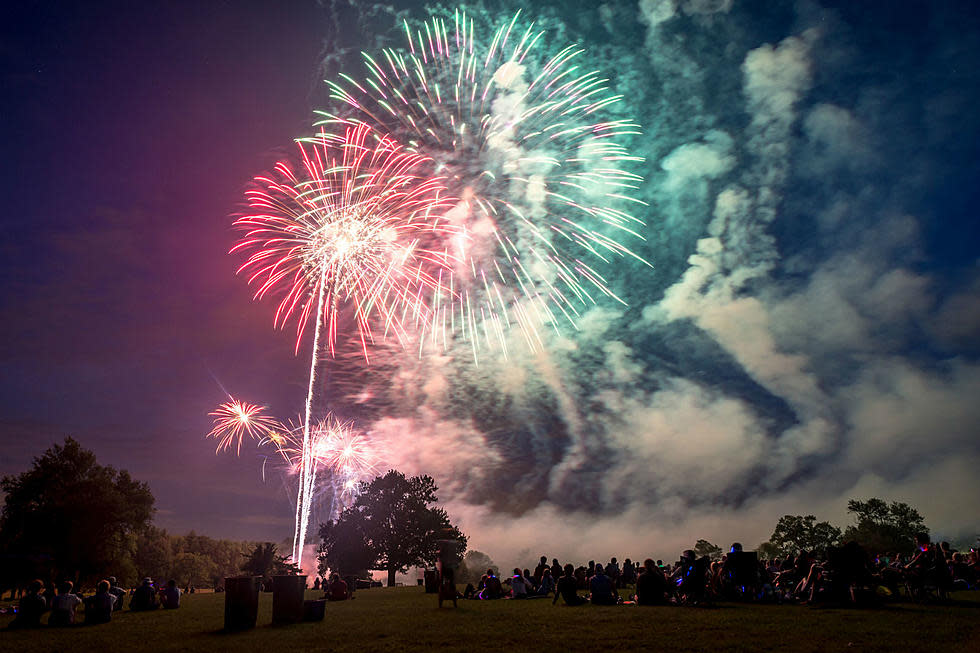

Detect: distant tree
[766,515,842,557]
[0,438,154,584]
[134,526,174,583]
[317,470,467,586]
[241,542,299,583]
[172,531,246,587]
[694,539,723,561]
[843,498,927,554]
[457,550,496,584]
[172,552,217,588]
[756,541,784,560]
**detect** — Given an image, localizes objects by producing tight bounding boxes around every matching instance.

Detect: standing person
[48,581,83,626]
[553,564,586,606]
[533,556,549,585]
[436,530,460,608]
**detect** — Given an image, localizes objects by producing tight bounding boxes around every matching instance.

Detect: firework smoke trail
[318,8,649,357]
[232,123,454,566]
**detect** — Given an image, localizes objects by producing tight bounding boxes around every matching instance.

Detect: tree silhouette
[0,438,154,584]
[318,470,466,586]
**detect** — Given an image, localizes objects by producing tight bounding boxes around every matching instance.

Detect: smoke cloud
[316,0,980,567]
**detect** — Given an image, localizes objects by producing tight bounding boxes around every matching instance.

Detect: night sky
[3,0,979,569]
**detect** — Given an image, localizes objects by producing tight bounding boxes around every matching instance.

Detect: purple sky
[1,0,327,541]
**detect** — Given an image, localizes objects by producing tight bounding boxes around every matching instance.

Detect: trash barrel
[303,599,326,622]
[272,574,307,625]
[224,576,261,631]
[423,569,438,593]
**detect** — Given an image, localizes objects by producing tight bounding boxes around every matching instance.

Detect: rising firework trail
[232,123,453,566]
[319,8,649,358]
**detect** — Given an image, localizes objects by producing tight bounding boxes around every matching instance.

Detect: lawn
[2,587,978,652]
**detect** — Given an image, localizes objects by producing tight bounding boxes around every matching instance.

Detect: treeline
[0,437,285,591]
[130,528,257,589]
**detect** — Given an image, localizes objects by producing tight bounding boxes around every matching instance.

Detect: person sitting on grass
[534,568,556,597]
[589,564,619,605]
[506,568,530,599]
[7,579,46,629]
[478,569,502,600]
[108,576,126,611]
[635,559,668,605]
[85,580,116,624]
[129,578,158,611]
[161,579,180,609]
[48,580,82,626]
[553,564,586,606]
[326,573,349,601]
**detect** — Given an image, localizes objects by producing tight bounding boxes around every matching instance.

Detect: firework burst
[319,8,649,356]
[229,122,446,566]
[207,399,282,455]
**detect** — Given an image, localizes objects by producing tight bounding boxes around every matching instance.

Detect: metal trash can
[303,599,326,622]
[423,569,438,593]
[272,574,307,625]
[224,576,261,631]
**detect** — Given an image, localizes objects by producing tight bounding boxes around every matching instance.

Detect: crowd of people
[5,576,181,629]
[449,534,980,607]
[6,533,977,626]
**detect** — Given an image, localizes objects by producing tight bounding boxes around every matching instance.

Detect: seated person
[506,568,530,599]
[108,576,126,611]
[635,559,668,605]
[535,568,556,596]
[84,580,116,624]
[589,564,618,605]
[8,579,47,629]
[48,581,83,626]
[553,564,586,606]
[129,578,158,611]
[478,569,502,600]
[161,579,181,609]
[326,573,349,601]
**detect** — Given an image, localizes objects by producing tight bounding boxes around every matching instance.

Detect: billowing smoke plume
[316,0,980,564]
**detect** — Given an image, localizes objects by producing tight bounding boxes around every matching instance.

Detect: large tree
[765,514,842,557]
[843,498,927,554]
[0,438,155,584]
[318,470,466,586]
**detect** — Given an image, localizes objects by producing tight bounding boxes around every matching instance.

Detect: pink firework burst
[231,122,457,358]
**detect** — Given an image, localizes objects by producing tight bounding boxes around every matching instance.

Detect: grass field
[2,587,978,652]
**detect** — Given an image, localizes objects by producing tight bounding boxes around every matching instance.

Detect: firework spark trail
[231,123,455,566]
[318,8,650,357]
